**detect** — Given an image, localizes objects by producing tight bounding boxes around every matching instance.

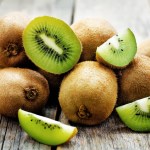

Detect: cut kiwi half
[23,16,82,74]
[116,97,150,132]
[18,109,78,146]
[96,28,137,68]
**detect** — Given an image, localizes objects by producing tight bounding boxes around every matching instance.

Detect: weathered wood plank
[57,112,150,150]
[74,0,150,43]
[0,116,8,148]
[0,0,74,24]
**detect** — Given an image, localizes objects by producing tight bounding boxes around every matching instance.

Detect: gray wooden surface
[0,0,150,150]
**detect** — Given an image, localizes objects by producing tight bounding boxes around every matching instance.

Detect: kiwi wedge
[23,16,82,74]
[96,28,137,68]
[18,109,78,146]
[116,97,150,132]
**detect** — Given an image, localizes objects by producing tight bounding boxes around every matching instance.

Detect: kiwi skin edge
[96,52,133,69]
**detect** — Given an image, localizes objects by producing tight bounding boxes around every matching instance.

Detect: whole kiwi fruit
[0,12,34,68]
[71,18,117,61]
[0,67,50,118]
[137,39,150,57]
[59,61,117,125]
[118,55,150,105]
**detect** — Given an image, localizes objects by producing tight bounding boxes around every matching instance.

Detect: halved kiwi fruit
[18,109,78,146]
[23,16,82,74]
[96,28,137,68]
[116,97,150,132]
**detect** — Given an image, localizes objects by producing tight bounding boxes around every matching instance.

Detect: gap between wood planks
[0,117,9,150]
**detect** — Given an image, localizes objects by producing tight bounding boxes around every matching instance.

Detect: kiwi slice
[96,28,137,68]
[18,109,78,146]
[23,16,82,74]
[116,97,150,132]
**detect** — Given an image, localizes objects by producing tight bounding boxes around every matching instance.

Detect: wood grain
[58,112,150,150]
[74,0,150,43]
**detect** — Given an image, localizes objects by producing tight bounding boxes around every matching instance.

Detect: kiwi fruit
[38,68,64,104]
[23,16,82,74]
[0,12,34,68]
[96,28,137,69]
[137,39,150,57]
[71,18,116,61]
[18,109,78,146]
[116,97,150,132]
[0,67,49,118]
[118,55,150,105]
[59,61,117,125]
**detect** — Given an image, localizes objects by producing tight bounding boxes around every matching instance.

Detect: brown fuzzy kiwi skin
[71,18,117,61]
[59,61,118,125]
[0,67,50,118]
[118,55,150,105]
[38,68,64,105]
[137,39,150,57]
[0,12,35,68]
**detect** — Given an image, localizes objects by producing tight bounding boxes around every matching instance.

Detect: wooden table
[0,0,150,149]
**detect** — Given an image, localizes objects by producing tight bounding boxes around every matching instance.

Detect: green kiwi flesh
[96,28,137,68]
[116,97,150,132]
[18,109,78,146]
[23,16,82,74]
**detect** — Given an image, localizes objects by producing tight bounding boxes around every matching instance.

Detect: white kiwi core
[40,34,63,55]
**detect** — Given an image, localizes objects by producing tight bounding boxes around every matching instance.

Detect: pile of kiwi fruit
[0,11,150,143]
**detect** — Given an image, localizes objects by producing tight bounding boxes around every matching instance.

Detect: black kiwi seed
[135,105,150,118]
